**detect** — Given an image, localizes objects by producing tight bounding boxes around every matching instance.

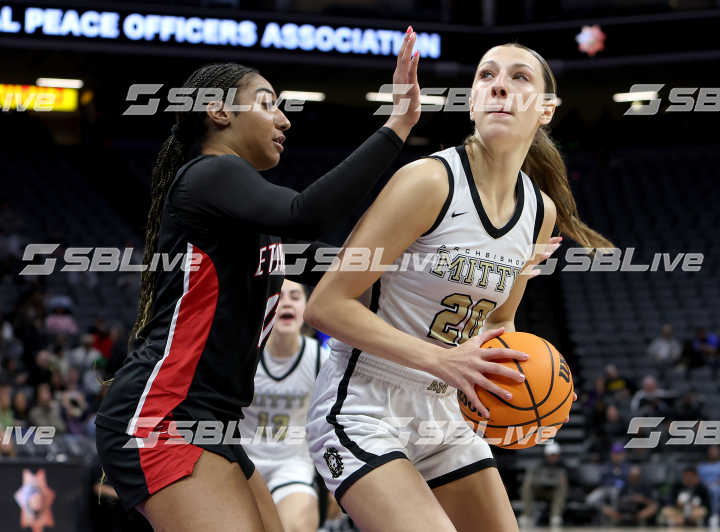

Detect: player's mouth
[273,134,285,153]
[277,309,295,324]
[485,104,513,116]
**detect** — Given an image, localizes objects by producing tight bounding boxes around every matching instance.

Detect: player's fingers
[477,326,505,344]
[573,392,578,401]
[474,373,514,402]
[396,26,411,66]
[404,33,417,76]
[481,348,528,362]
[400,27,413,65]
[409,50,420,86]
[479,360,525,383]
[462,383,490,419]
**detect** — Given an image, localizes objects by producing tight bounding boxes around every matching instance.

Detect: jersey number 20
[427,293,496,345]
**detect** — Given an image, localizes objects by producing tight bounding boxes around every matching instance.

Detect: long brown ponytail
[128,63,258,347]
[469,43,613,249]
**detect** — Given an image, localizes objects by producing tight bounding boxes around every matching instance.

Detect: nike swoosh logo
[451,211,467,218]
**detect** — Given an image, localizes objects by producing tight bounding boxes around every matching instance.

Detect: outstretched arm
[173,29,421,240]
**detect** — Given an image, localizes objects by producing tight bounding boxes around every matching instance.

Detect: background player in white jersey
[305,43,611,532]
[240,279,329,532]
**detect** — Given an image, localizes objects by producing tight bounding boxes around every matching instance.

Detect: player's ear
[206,100,232,128]
[538,94,556,126]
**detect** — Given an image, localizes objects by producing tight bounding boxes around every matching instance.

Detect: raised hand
[383,26,421,141]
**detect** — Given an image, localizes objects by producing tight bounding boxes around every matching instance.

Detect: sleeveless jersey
[330,144,544,383]
[240,336,328,460]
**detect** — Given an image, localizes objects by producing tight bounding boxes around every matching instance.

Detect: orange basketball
[457,332,574,449]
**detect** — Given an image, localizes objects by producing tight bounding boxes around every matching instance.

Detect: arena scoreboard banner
[0,3,442,59]
[0,2,717,69]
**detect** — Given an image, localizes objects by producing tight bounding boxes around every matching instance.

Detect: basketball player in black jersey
[96,27,421,532]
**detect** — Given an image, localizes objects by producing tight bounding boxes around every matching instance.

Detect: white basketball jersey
[330,144,544,383]
[241,336,328,460]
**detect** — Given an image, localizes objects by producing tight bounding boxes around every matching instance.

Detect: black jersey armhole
[530,176,544,244]
[315,339,322,377]
[261,336,306,381]
[420,155,454,237]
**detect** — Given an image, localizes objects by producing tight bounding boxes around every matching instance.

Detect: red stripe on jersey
[130,244,218,438]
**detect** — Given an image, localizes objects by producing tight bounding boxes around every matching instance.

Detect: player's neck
[466,139,526,203]
[266,332,300,359]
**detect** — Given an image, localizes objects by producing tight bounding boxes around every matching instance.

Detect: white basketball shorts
[306,350,496,504]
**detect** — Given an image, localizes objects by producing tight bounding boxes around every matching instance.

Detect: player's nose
[276,109,291,131]
[491,72,508,98]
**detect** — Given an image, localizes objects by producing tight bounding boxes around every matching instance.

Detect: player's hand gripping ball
[457,332,574,449]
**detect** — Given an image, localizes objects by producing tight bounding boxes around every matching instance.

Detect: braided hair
[129,63,258,347]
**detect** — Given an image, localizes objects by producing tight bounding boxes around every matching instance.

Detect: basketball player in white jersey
[240,279,328,532]
[304,43,611,531]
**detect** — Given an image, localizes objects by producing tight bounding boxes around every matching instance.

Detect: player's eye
[478,70,494,79]
[514,72,530,81]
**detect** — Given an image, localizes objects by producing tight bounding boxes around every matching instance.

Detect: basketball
[457,332,574,450]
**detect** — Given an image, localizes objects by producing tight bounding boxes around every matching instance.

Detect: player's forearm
[294,127,403,233]
[304,294,440,374]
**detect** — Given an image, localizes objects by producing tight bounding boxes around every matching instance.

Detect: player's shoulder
[184,153,254,181]
[385,156,450,200]
[538,189,557,223]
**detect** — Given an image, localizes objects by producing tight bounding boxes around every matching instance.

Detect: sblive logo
[625,417,720,448]
[622,84,720,115]
[19,244,201,275]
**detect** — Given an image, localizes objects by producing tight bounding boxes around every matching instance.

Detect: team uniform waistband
[329,348,455,396]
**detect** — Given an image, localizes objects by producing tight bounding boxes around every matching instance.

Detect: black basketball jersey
[96,127,402,438]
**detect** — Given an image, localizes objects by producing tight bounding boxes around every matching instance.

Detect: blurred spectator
[28,383,66,434]
[698,445,720,527]
[604,364,629,395]
[90,317,113,359]
[680,327,719,375]
[12,390,30,429]
[1,357,28,386]
[0,312,23,361]
[630,375,671,412]
[660,467,710,526]
[671,389,704,421]
[606,465,658,526]
[0,437,15,459]
[69,333,103,372]
[82,356,106,401]
[647,323,682,367]
[49,336,71,379]
[592,404,629,458]
[45,305,78,336]
[520,441,568,527]
[61,390,89,435]
[0,382,15,428]
[28,349,53,387]
[583,375,608,427]
[587,443,631,510]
